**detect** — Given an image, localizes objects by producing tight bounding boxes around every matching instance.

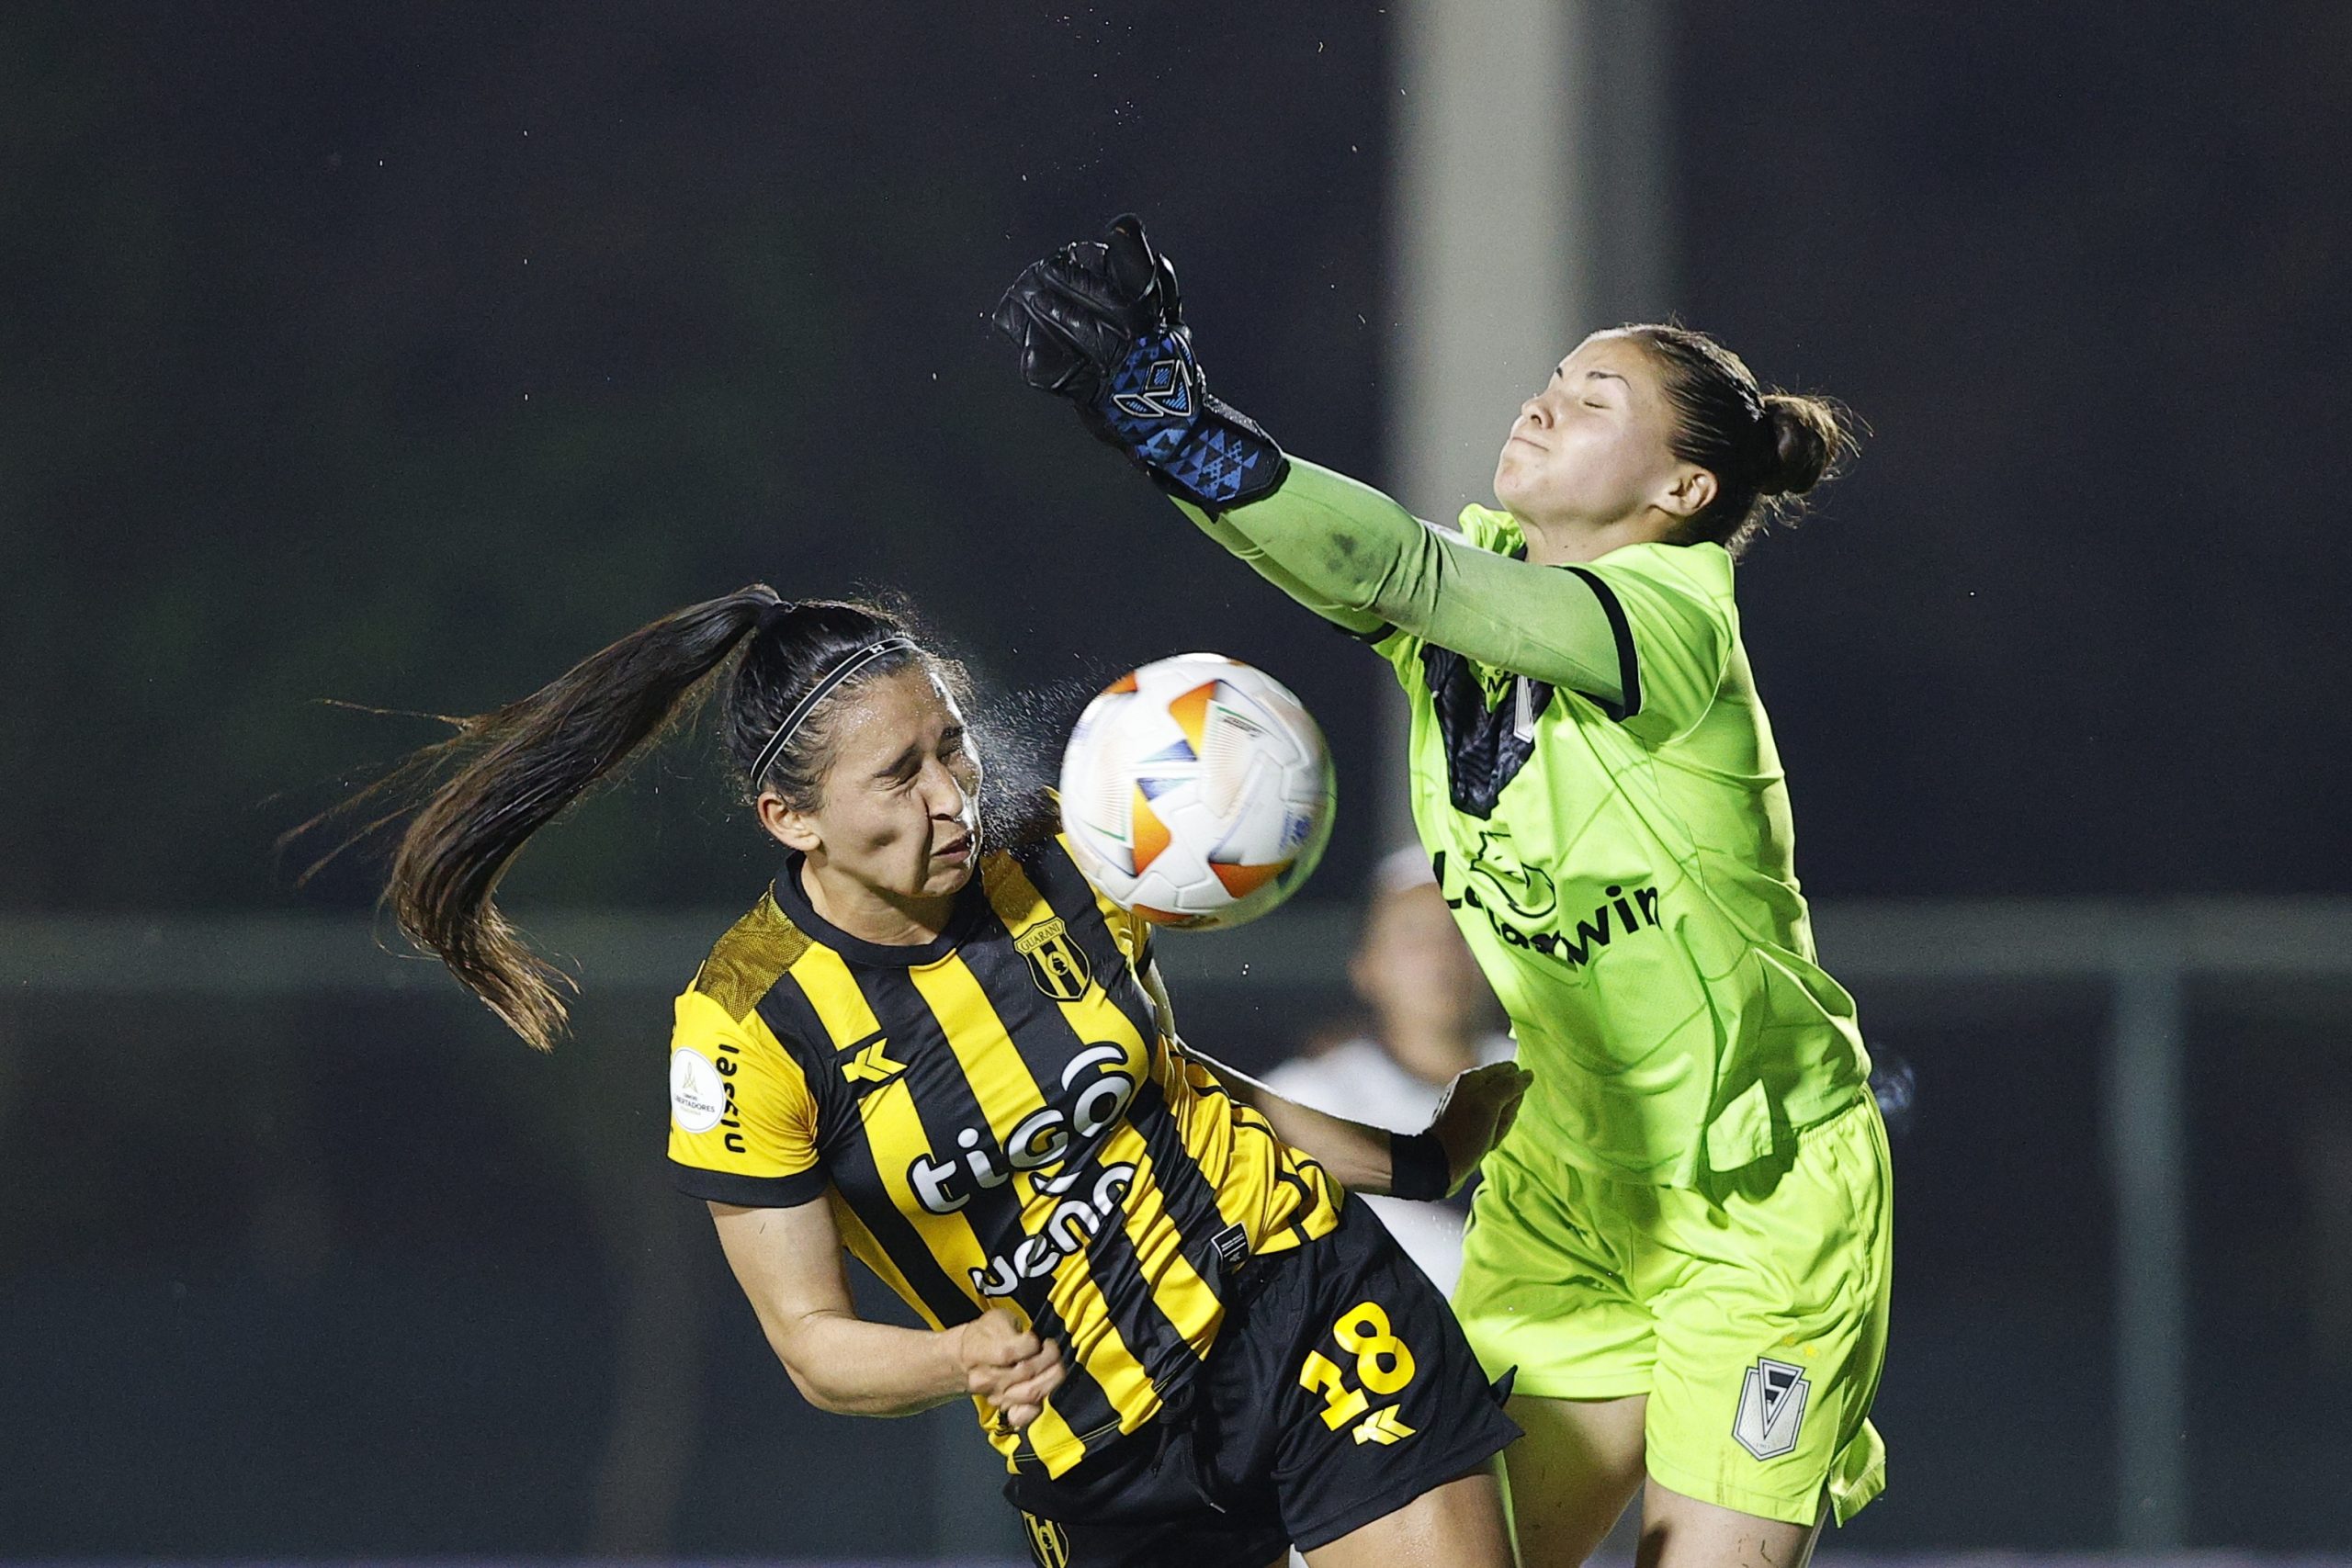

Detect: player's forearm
[1138,967,1398,1193]
[759,1308,969,1417]
[1195,460,1628,700]
[1177,1042,1398,1194]
[1172,495,1387,636]
[1248,1091,1399,1194]
[1170,459,1417,619]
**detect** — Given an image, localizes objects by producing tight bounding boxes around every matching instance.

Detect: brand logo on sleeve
[669,1049,726,1134]
[1733,1356,1811,1460]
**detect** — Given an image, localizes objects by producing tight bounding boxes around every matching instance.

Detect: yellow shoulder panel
[691,892,812,1021]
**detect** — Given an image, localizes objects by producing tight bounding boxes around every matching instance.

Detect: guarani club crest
[1016,917,1091,1001]
[1733,1356,1812,1460]
[1021,1509,1072,1568]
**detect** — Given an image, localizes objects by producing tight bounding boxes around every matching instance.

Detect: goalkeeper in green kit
[997,218,1891,1568]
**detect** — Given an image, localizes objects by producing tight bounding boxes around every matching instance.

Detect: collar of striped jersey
[772,849,991,968]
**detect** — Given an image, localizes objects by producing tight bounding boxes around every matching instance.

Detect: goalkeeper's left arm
[1168,483,1385,638]
[995,216,1628,704]
[1174,463,1631,706]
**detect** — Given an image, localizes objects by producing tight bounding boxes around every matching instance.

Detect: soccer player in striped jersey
[359,590,1529,1566]
[999,219,1894,1568]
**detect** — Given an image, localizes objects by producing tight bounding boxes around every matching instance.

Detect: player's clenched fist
[955,1307,1066,1429]
[993,214,1289,513]
[1430,1062,1535,1197]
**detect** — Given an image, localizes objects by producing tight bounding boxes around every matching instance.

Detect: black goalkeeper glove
[993,214,1288,513]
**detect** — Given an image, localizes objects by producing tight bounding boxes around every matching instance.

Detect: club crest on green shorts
[1734,1357,1812,1460]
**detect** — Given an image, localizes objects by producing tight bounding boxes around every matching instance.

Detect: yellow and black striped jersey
[666,832,1343,1477]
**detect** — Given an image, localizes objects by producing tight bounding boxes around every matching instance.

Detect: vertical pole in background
[2105,919,2189,1548]
[1579,1,1678,323]
[1382,0,1627,849]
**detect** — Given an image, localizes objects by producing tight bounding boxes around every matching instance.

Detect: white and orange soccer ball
[1058,653,1336,930]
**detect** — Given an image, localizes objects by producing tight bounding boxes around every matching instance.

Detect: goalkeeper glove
[993,214,1288,512]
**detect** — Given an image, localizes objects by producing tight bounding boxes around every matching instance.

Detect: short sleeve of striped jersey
[1566,541,1736,746]
[666,987,828,1208]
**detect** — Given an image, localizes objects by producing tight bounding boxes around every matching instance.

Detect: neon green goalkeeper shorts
[1453,1096,1892,1528]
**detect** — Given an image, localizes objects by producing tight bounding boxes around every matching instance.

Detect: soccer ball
[1058,653,1335,930]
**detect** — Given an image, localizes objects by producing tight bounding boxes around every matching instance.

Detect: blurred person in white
[1265,846,1514,1295]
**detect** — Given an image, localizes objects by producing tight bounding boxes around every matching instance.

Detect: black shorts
[1007,1195,1520,1567]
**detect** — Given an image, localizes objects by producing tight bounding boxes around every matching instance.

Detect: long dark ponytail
[317,588,961,1051]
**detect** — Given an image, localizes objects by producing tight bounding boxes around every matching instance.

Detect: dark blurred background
[3,0,2348,1560]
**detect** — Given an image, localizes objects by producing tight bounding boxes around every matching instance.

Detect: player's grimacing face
[1493,332,1689,529]
[786,665,983,901]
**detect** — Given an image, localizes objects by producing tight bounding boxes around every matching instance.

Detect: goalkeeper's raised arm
[989,214,1771,712]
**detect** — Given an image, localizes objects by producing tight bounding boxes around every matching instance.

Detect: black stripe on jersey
[1560,565,1643,721]
[1033,1302,1119,1428]
[1121,1076,1243,1289]
[949,900,1130,1134]
[849,964,1046,1315]
[1064,1162,1198,1396]
[1015,847,1238,1273]
[756,976,978,1329]
[843,955,1167,1454]
[1014,845,1159,1043]
[1182,1065,1325,1250]
[950,907,1203,1393]
[668,1159,828,1209]
[989,1277,1122,1471]
[752,984,865,1156]
[1019,1335,1123,1472]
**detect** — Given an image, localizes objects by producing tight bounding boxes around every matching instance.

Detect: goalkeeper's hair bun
[1758,393,1846,498]
[1622,323,1860,557]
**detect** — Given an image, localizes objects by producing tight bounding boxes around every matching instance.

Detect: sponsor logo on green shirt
[1436,836,1661,969]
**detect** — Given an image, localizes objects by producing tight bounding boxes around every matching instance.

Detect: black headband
[747,637,919,786]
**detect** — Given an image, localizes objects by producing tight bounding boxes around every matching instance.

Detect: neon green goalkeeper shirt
[1178,460,1871,1185]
